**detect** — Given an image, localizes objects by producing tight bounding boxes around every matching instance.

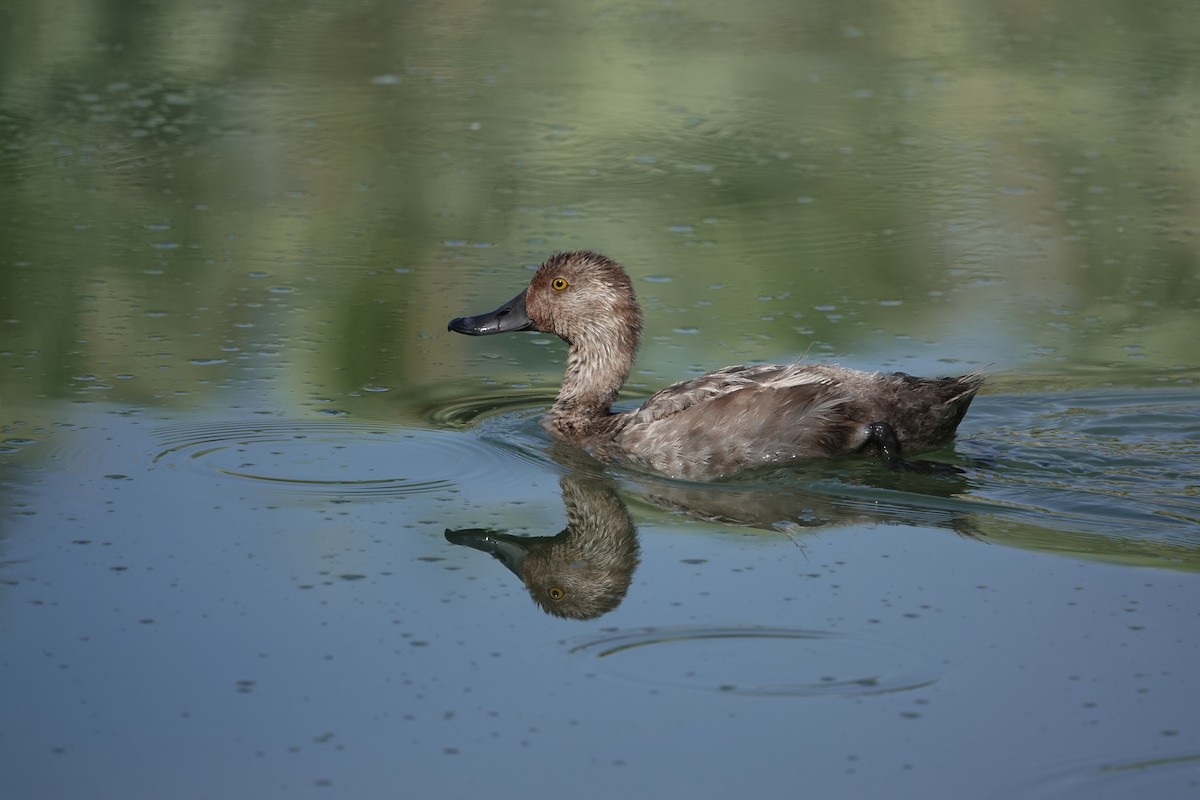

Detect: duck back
[610,365,981,480]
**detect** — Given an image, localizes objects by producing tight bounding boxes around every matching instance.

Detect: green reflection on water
[1,0,1197,415]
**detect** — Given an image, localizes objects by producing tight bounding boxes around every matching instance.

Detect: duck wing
[627,363,837,423]
[607,363,979,480]
[613,364,854,479]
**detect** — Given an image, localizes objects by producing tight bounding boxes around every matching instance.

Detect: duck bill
[447,289,534,336]
[444,528,531,578]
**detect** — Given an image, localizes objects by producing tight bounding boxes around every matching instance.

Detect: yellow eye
[547,587,565,601]
[551,277,569,291]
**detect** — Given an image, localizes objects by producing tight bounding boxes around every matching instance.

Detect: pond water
[2,1,1199,797]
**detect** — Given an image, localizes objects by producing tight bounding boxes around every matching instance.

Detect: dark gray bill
[447,289,533,336]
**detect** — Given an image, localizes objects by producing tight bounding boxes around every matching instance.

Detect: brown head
[449,252,641,344]
[523,251,643,352]
[448,251,645,427]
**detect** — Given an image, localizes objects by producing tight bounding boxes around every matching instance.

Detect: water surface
[2,1,1198,798]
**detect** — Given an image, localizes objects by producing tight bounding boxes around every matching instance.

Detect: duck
[448,250,982,481]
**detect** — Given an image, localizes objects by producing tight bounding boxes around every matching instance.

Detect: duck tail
[947,370,985,405]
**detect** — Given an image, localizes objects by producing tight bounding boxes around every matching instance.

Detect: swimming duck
[448,251,982,481]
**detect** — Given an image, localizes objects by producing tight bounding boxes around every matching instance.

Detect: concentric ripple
[150,419,529,497]
[423,391,565,473]
[423,389,555,429]
[563,625,941,698]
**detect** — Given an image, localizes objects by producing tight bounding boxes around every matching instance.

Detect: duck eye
[551,277,569,291]
[547,587,565,601]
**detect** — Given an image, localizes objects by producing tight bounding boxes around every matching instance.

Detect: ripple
[421,390,564,474]
[963,386,1200,548]
[563,625,940,698]
[1022,750,1200,799]
[423,389,554,429]
[150,419,525,497]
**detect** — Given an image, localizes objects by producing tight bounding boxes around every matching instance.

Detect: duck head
[448,252,644,426]
[448,250,642,350]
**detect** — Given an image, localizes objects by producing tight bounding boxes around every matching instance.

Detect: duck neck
[548,335,635,438]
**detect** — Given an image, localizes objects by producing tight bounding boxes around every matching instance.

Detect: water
[2,1,1199,798]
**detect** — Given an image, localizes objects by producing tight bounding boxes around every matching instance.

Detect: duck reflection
[447,458,976,620]
[447,475,639,620]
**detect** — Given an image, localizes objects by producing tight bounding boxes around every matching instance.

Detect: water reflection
[446,458,980,619]
[438,382,1200,574]
[447,474,640,620]
[629,461,978,533]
